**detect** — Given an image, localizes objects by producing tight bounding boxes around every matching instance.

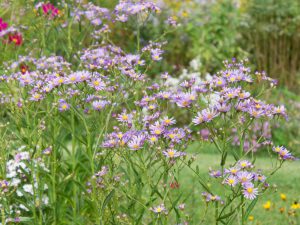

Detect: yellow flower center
[168,151,175,158]
[156,207,162,213]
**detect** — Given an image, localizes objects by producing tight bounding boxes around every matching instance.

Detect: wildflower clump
[0,0,297,224]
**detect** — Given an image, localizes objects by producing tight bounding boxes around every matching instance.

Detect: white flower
[19,204,29,211]
[23,184,33,194]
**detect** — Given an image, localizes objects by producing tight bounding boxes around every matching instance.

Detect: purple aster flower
[224,167,240,175]
[149,122,165,136]
[150,49,163,61]
[215,102,231,113]
[161,116,176,126]
[253,173,266,183]
[58,99,70,111]
[29,92,43,101]
[248,108,264,118]
[162,149,185,159]
[202,108,219,122]
[278,147,294,160]
[209,168,222,178]
[243,183,258,200]
[202,192,221,202]
[224,175,238,187]
[150,204,168,214]
[127,135,145,150]
[116,111,133,124]
[192,112,204,125]
[92,100,110,111]
[88,78,106,91]
[238,160,253,169]
[42,146,52,155]
[237,171,253,184]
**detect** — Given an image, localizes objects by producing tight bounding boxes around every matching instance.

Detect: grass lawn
[177,143,300,225]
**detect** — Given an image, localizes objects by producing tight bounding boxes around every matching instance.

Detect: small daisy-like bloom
[0,180,9,189]
[280,193,287,201]
[0,18,8,31]
[149,122,164,136]
[209,169,222,178]
[278,148,293,160]
[30,92,43,101]
[148,135,158,144]
[192,112,204,125]
[272,105,287,118]
[150,49,163,61]
[238,160,253,169]
[215,102,231,113]
[42,147,52,155]
[127,135,145,151]
[248,108,264,118]
[214,77,226,87]
[237,171,253,184]
[150,204,167,214]
[92,100,110,111]
[202,108,219,123]
[88,79,105,91]
[263,201,271,210]
[162,149,185,159]
[238,91,251,100]
[116,14,128,22]
[224,167,240,176]
[243,183,258,200]
[161,116,176,126]
[8,33,23,46]
[272,146,285,153]
[117,111,133,123]
[273,146,295,160]
[253,173,266,183]
[224,175,238,187]
[202,192,221,202]
[58,99,70,111]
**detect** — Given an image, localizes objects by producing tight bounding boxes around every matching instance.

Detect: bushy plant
[0,1,297,225]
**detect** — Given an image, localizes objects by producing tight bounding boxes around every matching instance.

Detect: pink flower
[41,3,60,18]
[0,18,8,31]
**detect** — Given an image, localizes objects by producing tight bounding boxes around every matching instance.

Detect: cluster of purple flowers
[114,0,161,22]
[272,146,296,160]
[209,160,270,200]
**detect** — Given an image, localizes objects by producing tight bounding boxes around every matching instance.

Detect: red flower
[0,18,8,31]
[20,64,29,74]
[8,33,23,46]
[170,181,180,189]
[42,3,60,18]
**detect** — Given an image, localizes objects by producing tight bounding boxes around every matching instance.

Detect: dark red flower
[20,64,29,74]
[170,181,180,189]
[8,33,23,46]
